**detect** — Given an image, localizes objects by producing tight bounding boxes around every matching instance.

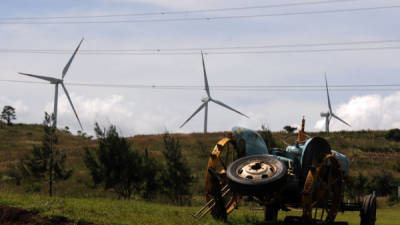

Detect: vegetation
[283,125,297,133]
[84,123,144,199]
[1,123,400,224]
[9,113,72,196]
[161,133,193,205]
[0,191,399,225]
[1,105,16,126]
[260,125,278,150]
[385,128,400,142]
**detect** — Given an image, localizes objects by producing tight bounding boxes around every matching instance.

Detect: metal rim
[236,159,277,180]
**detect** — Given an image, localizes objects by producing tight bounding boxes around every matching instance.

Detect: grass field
[0,123,399,224]
[1,124,399,198]
[0,191,399,225]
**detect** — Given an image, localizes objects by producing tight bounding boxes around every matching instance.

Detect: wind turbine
[18,39,84,130]
[320,74,350,132]
[180,52,249,133]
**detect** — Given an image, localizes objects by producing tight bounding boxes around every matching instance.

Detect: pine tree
[1,105,16,126]
[84,123,143,199]
[141,148,161,200]
[21,112,72,196]
[161,133,193,205]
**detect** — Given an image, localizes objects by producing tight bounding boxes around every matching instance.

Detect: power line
[1,5,398,24]
[0,0,356,20]
[1,39,400,53]
[0,79,399,92]
[1,46,400,55]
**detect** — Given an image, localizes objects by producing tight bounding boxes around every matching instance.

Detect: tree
[1,105,16,126]
[84,123,143,199]
[161,133,193,205]
[21,112,72,196]
[385,128,400,142]
[346,172,370,202]
[283,125,297,133]
[141,148,162,200]
[369,171,399,196]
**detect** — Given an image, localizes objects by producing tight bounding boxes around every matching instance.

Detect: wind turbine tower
[320,75,351,132]
[180,52,249,133]
[18,39,84,129]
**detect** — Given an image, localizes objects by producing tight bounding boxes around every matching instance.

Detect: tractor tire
[226,155,287,196]
[360,194,376,225]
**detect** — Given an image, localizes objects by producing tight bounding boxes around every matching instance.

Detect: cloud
[44,93,183,135]
[315,91,400,131]
[0,96,30,121]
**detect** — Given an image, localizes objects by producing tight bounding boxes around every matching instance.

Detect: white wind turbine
[180,52,249,133]
[18,39,84,129]
[320,75,350,132]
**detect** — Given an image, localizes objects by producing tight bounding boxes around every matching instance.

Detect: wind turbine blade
[18,72,60,83]
[331,113,351,127]
[325,74,332,114]
[179,102,207,128]
[210,99,249,118]
[61,83,83,129]
[62,38,84,79]
[201,52,211,97]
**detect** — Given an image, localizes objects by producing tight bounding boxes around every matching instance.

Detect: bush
[385,128,400,142]
[369,171,399,196]
[346,172,370,202]
[259,125,278,151]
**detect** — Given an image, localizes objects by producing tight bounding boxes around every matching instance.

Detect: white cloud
[0,96,30,121]
[315,91,400,131]
[44,93,184,135]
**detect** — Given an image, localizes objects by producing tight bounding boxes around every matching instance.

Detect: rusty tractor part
[302,153,344,223]
[360,193,377,225]
[204,137,240,220]
[191,184,231,219]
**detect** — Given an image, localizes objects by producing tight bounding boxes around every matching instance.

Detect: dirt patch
[0,205,98,225]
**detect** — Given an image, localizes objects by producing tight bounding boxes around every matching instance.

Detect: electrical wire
[1,5,398,24]
[0,79,399,92]
[1,46,400,55]
[1,39,400,54]
[0,0,357,20]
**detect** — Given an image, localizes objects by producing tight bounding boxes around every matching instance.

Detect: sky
[0,0,399,136]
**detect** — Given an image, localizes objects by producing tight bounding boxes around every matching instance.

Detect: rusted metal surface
[203,138,240,220]
[302,153,344,223]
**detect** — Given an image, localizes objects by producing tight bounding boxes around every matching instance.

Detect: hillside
[0,123,400,198]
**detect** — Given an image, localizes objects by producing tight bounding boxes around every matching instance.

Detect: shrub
[260,125,278,150]
[369,171,399,196]
[385,128,400,142]
[346,172,370,202]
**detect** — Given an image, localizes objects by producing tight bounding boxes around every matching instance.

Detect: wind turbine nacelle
[201,97,210,103]
[320,112,329,117]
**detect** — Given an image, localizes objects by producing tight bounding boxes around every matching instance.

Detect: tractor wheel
[205,138,240,220]
[226,155,287,196]
[302,153,344,223]
[360,194,376,225]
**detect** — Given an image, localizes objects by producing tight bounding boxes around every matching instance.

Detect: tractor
[192,118,376,225]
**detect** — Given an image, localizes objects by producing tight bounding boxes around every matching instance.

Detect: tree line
[8,113,193,205]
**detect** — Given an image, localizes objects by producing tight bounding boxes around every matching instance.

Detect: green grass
[1,124,400,224]
[1,124,400,198]
[0,191,399,225]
